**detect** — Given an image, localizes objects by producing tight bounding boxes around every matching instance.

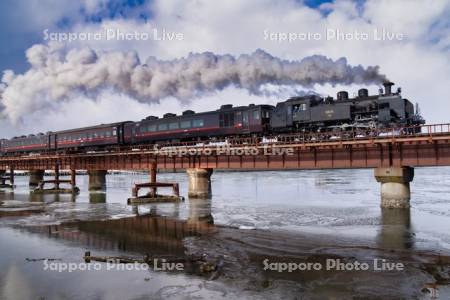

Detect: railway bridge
[1,123,450,208]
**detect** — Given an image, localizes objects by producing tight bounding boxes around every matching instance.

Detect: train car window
[220,112,235,127]
[252,110,260,120]
[193,119,204,127]
[242,112,248,124]
[112,129,117,136]
[300,103,307,111]
[169,122,179,130]
[106,131,111,137]
[158,124,168,131]
[180,121,191,129]
[148,125,157,132]
[262,111,270,118]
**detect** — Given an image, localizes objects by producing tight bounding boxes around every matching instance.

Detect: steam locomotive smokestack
[0,44,388,123]
[383,81,394,95]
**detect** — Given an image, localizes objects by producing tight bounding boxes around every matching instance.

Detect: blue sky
[0,0,153,72]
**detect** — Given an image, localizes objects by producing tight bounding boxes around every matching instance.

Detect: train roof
[9,133,47,140]
[136,104,274,123]
[53,121,133,134]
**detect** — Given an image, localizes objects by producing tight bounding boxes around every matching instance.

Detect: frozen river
[1,168,450,299]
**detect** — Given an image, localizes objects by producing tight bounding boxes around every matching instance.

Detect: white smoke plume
[0,43,386,123]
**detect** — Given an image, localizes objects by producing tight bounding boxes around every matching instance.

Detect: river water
[1,168,450,299]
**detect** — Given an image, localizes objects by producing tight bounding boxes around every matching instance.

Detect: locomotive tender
[0,82,424,154]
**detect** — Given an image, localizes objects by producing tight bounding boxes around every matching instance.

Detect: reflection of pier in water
[377,208,415,250]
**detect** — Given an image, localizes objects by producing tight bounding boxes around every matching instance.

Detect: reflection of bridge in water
[24,199,215,256]
[25,214,216,256]
[18,196,416,258]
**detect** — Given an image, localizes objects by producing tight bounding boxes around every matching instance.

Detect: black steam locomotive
[271,82,423,132]
[0,82,424,154]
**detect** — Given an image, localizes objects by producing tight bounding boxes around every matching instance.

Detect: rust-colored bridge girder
[0,135,450,171]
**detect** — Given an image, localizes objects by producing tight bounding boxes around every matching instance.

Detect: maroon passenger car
[2,134,50,153]
[123,104,273,144]
[52,122,131,150]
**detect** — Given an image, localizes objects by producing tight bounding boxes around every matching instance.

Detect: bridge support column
[374,167,414,208]
[88,170,107,191]
[9,167,14,186]
[150,163,157,197]
[29,170,45,187]
[70,169,76,188]
[187,168,213,198]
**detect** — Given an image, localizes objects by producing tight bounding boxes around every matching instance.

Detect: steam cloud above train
[0,45,387,124]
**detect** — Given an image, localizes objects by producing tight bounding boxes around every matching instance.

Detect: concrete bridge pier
[186,168,213,198]
[374,167,414,208]
[88,170,107,191]
[29,170,45,187]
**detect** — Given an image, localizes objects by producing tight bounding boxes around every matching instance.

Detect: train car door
[49,134,56,151]
[242,111,250,131]
[116,126,123,144]
[131,126,136,143]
